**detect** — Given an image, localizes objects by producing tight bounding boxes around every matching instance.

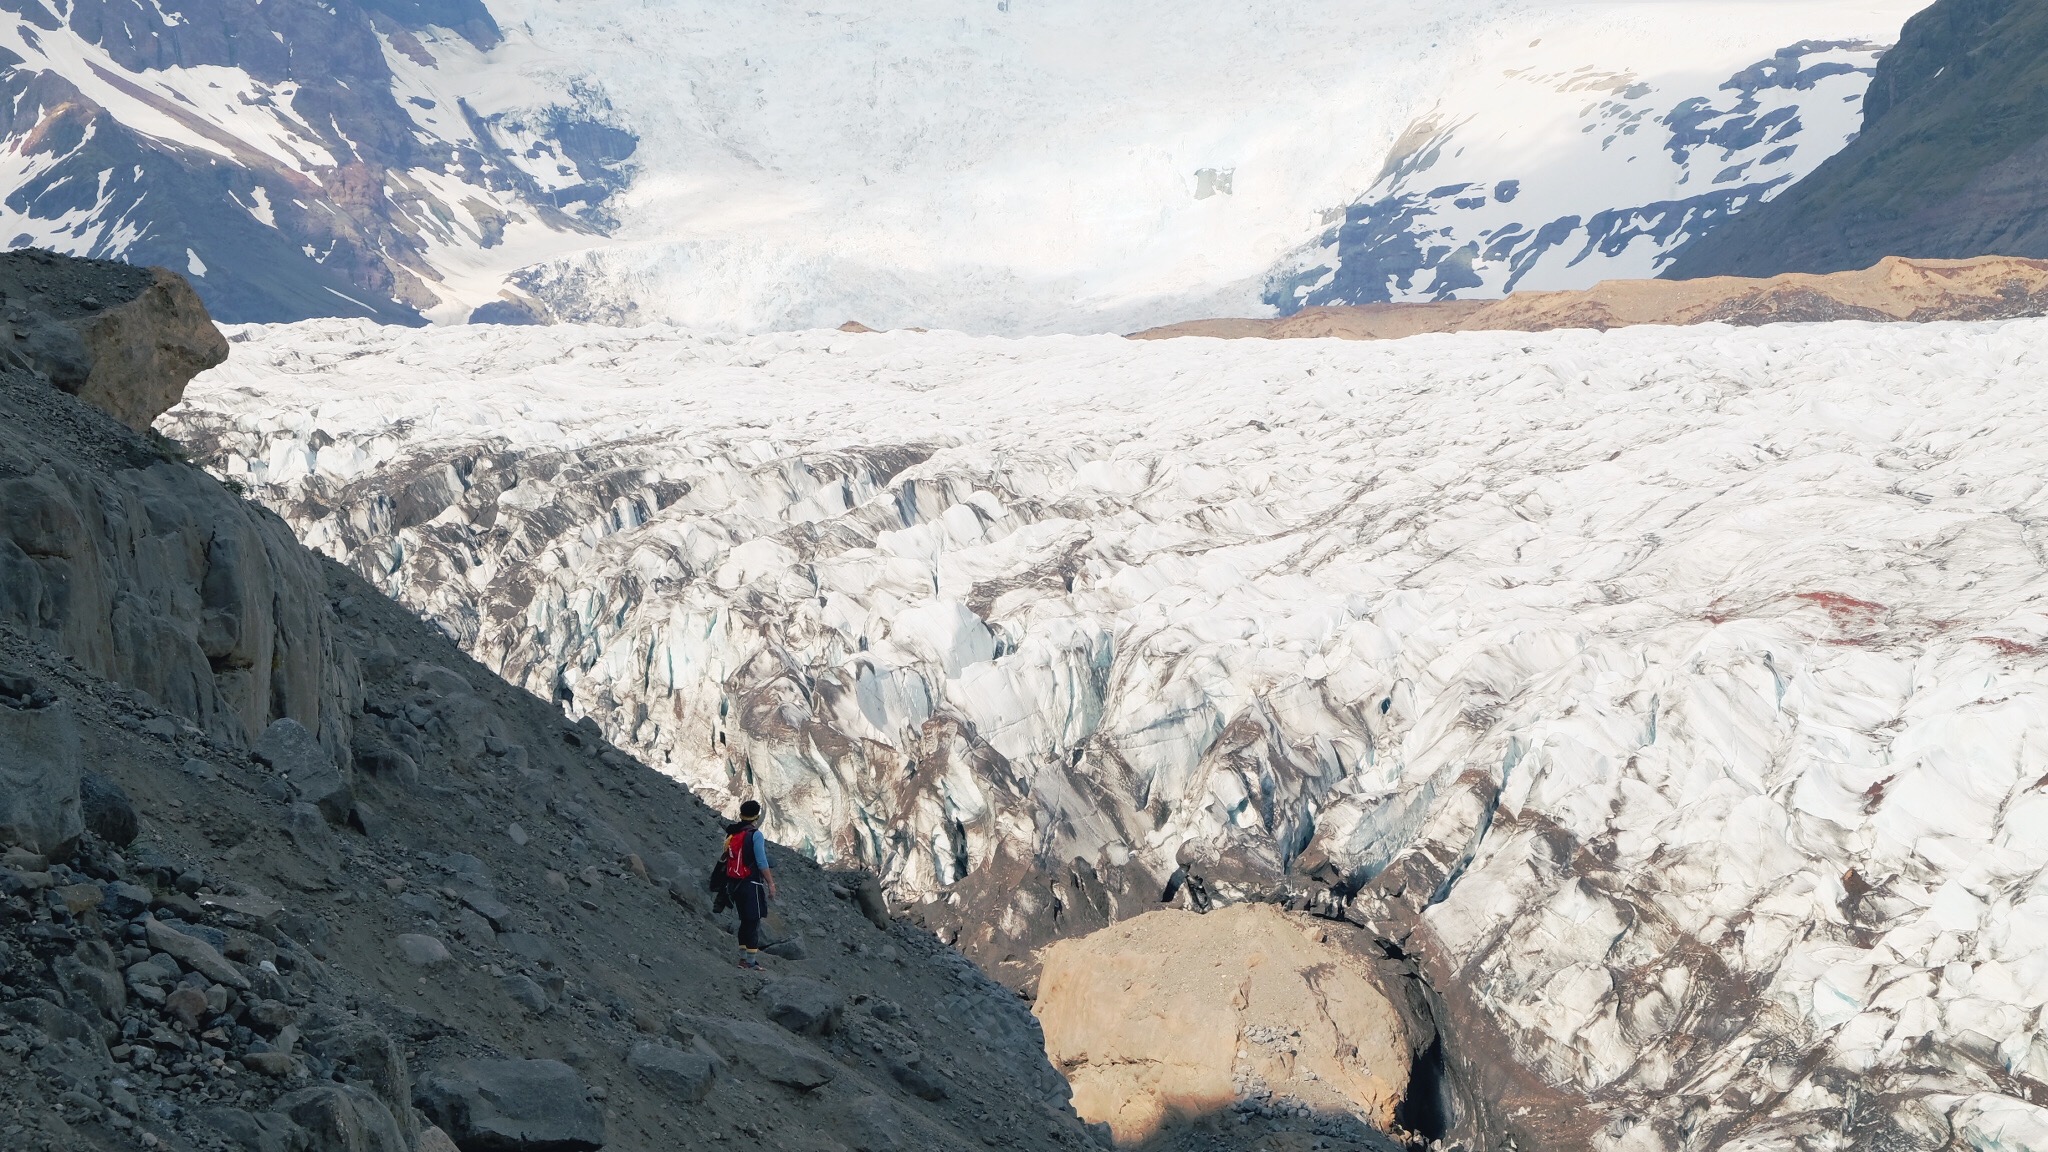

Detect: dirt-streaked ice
[172,317,2048,1149]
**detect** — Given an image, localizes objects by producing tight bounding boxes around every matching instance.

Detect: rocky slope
[1665,0,2048,278]
[0,256,1094,1152]
[168,312,2048,1151]
[1133,255,2048,340]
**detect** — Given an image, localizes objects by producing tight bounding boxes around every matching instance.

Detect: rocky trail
[0,251,1103,1152]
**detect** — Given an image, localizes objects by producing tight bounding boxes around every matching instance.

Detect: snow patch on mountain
[1267,34,1890,310]
[169,314,2048,1148]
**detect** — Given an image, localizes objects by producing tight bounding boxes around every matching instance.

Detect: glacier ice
[168,315,2048,1148]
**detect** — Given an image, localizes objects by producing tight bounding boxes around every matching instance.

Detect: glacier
[168,315,2048,1149]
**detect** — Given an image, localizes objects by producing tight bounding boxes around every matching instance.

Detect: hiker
[723,800,777,969]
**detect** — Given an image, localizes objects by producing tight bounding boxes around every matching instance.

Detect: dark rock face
[1667,0,2048,277]
[413,1059,605,1152]
[0,0,633,324]
[77,770,135,846]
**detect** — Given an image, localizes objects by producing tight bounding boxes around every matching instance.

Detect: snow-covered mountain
[1266,36,1888,310]
[170,314,2048,1150]
[0,0,1925,331]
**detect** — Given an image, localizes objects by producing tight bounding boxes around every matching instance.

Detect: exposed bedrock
[0,255,354,766]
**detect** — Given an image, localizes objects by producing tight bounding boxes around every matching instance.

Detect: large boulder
[413,1058,604,1152]
[195,1107,308,1152]
[670,1013,837,1091]
[627,1041,717,1103]
[144,914,250,990]
[255,718,353,824]
[299,1009,417,1145]
[1034,903,1412,1145]
[274,1083,408,1152]
[0,674,81,857]
[69,265,229,432]
[762,976,845,1037]
[78,770,137,846]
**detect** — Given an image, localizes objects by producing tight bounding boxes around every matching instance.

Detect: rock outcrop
[0,249,227,431]
[70,267,231,432]
[1135,255,2048,341]
[0,256,354,764]
[1035,904,1412,1145]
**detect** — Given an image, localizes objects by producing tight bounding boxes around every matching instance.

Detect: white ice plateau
[168,315,2048,1150]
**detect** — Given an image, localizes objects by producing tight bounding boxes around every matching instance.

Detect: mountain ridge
[1665,0,2048,277]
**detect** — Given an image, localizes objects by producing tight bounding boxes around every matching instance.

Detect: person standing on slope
[724,800,777,969]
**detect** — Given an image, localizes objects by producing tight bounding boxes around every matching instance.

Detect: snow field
[173,316,2048,1148]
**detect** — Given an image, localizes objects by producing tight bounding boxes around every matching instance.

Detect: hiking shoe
[738,956,764,970]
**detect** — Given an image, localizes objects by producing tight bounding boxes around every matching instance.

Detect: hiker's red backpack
[723,828,756,880]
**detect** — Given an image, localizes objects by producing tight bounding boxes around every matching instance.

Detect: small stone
[53,882,104,916]
[241,1051,295,1077]
[416,1127,461,1152]
[507,823,528,847]
[102,881,151,918]
[578,866,600,888]
[763,938,807,961]
[544,871,569,893]
[164,985,209,1029]
[503,974,550,1016]
[887,1050,950,1101]
[179,759,218,781]
[395,934,451,968]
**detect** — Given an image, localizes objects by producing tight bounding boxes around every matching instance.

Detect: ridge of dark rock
[1664,0,2048,277]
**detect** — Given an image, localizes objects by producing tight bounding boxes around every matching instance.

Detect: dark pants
[735,880,768,950]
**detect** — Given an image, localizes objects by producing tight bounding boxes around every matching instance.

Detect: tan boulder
[71,266,229,432]
[1034,903,1410,1145]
